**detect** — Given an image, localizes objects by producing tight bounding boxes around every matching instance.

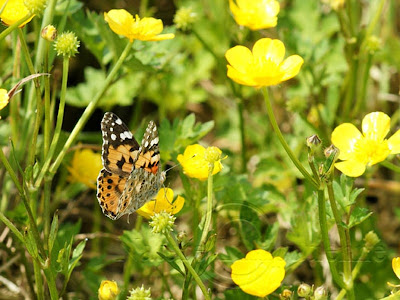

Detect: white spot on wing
[111,133,117,141]
[116,118,122,125]
[150,137,159,146]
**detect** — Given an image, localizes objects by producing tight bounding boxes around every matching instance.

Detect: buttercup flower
[67,148,102,189]
[98,280,120,300]
[231,249,286,297]
[229,0,280,30]
[225,38,304,87]
[393,257,400,280]
[0,89,9,110]
[177,144,223,180]
[104,9,175,42]
[137,188,185,219]
[0,0,34,27]
[331,112,400,177]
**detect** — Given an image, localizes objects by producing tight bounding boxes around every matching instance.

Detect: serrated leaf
[48,214,59,253]
[348,207,373,229]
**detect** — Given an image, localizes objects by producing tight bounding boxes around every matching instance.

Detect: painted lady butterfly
[97,112,166,220]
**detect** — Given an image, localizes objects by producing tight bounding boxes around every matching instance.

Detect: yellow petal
[388,129,400,154]
[331,123,363,161]
[253,38,285,65]
[104,9,135,41]
[393,257,400,280]
[362,112,390,142]
[0,89,9,110]
[334,160,366,177]
[231,249,285,297]
[227,65,258,86]
[0,0,34,27]
[280,55,304,81]
[225,45,254,74]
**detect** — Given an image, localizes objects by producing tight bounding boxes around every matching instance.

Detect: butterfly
[97,112,166,220]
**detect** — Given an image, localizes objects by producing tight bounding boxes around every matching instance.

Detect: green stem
[199,167,214,251]
[0,210,24,243]
[43,268,59,300]
[262,88,319,188]
[381,160,400,173]
[327,181,353,290]
[237,98,246,173]
[17,28,44,169]
[317,189,345,289]
[0,147,45,257]
[351,53,372,118]
[43,41,51,158]
[43,179,51,244]
[0,14,33,41]
[33,258,44,300]
[165,232,211,300]
[35,56,69,187]
[35,41,134,188]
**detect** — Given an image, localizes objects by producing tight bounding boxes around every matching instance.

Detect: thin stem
[35,56,69,187]
[381,160,400,173]
[351,53,372,118]
[43,41,52,158]
[262,88,319,188]
[165,232,211,300]
[43,268,59,300]
[17,28,44,169]
[237,98,247,173]
[0,211,24,243]
[317,189,345,289]
[327,180,353,290]
[0,14,33,41]
[199,167,214,251]
[0,147,45,257]
[32,258,44,300]
[35,41,134,187]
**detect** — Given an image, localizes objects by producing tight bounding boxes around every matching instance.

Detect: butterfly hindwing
[101,112,140,177]
[97,113,166,220]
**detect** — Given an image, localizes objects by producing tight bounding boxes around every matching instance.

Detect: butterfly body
[97,112,165,220]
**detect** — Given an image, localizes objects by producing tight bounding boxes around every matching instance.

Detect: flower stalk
[262,88,319,188]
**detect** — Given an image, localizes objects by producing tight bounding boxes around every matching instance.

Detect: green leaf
[157,252,184,276]
[348,207,373,229]
[259,223,279,251]
[239,201,261,250]
[48,214,59,253]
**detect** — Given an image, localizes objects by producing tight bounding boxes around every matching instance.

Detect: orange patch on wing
[97,170,127,217]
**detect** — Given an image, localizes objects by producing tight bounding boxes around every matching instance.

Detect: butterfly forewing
[97,113,166,220]
[101,112,140,177]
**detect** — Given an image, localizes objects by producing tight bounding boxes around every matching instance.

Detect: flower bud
[279,289,292,299]
[314,286,328,300]
[54,32,80,58]
[24,0,47,16]
[204,146,222,164]
[127,285,152,300]
[41,25,57,42]
[297,283,312,297]
[98,280,119,300]
[364,231,380,251]
[173,7,197,31]
[365,36,382,54]
[149,211,175,234]
[307,135,322,150]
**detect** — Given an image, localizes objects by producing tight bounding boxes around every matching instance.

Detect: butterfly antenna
[164,154,196,173]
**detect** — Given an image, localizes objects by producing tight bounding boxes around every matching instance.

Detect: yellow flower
[393,257,400,280]
[104,9,175,42]
[0,0,34,27]
[98,280,120,300]
[331,112,400,177]
[137,188,185,219]
[0,89,9,110]
[67,148,102,189]
[231,249,286,297]
[229,0,280,30]
[225,38,304,87]
[177,144,223,180]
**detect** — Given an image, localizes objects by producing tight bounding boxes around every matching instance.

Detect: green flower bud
[364,231,380,251]
[297,283,312,297]
[365,36,382,54]
[173,7,197,31]
[314,286,328,300]
[54,32,80,58]
[127,285,152,300]
[279,289,292,299]
[24,0,46,16]
[41,25,57,42]
[149,211,175,234]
